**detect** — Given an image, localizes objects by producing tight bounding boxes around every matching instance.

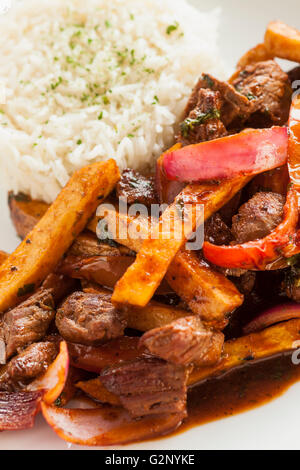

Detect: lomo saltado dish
[2,20,300,446]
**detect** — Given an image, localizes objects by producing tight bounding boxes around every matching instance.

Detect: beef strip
[41,273,77,304]
[229,271,257,295]
[288,65,300,85]
[2,289,55,360]
[139,316,224,366]
[100,357,188,418]
[204,213,233,246]
[68,232,134,258]
[232,60,292,127]
[185,73,254,129]
[0,341,59,392]
[116,169,158,207]
[56,291,126,345]
[177,88,227,145]
[231,192,285,244]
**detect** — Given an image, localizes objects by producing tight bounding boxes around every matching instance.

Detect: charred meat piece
[41,273,77,304]
[178,88,227,145]
[100,357,188,418]
[247,165,290,199]
[232,60,292,127]
[56,292,126,346]
[288,65,300,85]
[68,232,134,258]
[231,192,285,244]
[186,73,253,129]
[284,266,300,303]
[116,169,158,207]
[2,289,55,360]
[229,271,257,296]
[205,213,233,246]
[0,341,59,392]
[139,316,224,366]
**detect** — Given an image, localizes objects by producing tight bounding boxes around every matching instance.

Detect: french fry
[0,251,8,265]
[264,21,300,63]
[8,188,244,326]
[189,318,300,386]
[166,250,243,329]
[100,207,243,328]
[112,176,250,307]
[0,160,120,313]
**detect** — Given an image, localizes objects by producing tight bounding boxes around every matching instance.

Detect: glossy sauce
[177,353,300,434]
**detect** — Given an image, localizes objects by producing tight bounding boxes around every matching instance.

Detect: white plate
[1,0,300,451]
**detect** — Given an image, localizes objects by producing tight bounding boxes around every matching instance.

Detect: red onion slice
[42,403,184,446]
[28,341,69,405]
[0,391,43,431]
[243,303,300,334]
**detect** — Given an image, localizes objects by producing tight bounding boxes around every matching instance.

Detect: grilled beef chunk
[56,292,126,346]
[231,192,285,244]
[116,169,158,207]
[185,73,253,129]
[230,271,257,295]
[178,88,227,145]
[205,213,233,246]
[41,273,77,304]
[68,232,134,258]
[288,65,300,85]
[2,289,55,360]
[139,316,224,366]
[232,60,292,127]
[100,357,188,418]
[0,341,58,392]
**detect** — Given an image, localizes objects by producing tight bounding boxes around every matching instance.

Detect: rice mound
[0,0,225,202]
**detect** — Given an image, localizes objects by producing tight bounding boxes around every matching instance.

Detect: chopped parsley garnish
[105,20,111,28]
[102,95,110,105]
[130,49,136,65]
[180,109,221,138]
[98,111,103,120]
[17,283,35,297]
[245,92,257,101]
[51,76,63,90]
[202,74,214,88]
[166,22,179,35]
[77,139,82,145]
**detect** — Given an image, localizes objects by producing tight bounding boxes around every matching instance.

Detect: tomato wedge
[163,127,288,182]
[203,186,298,270]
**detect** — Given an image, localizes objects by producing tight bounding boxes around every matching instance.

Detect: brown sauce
[177,353,300,434]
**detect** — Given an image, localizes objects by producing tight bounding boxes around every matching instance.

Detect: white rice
[0,0,225,202]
